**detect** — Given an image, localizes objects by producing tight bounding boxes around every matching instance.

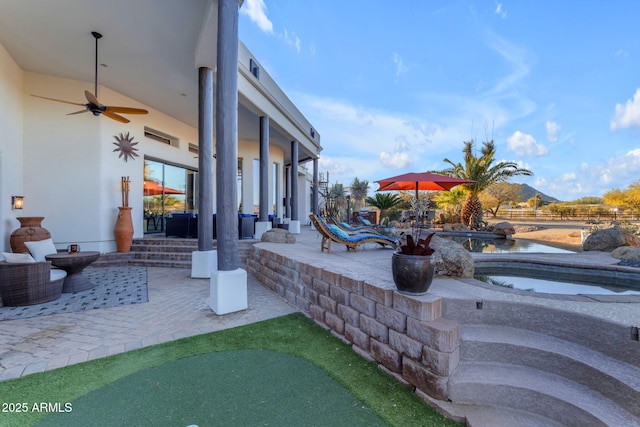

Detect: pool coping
[470,255,640,303]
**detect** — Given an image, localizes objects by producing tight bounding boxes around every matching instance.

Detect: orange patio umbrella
[375,172,475,221]
[143,180,184,196]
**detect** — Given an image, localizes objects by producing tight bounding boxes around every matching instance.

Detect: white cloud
[380,137,414,168]
[241,0,303,53]
[240,0,273,33]
[495,3,507,18]
[545,121,560,142]
[610,88,640,130]
[507,131,548,157]
[281,28,301,53]
[392,53,408,77]
[379,151,413,169]
[615,49,629,58]
[486,36,530,97]
[534,177,547,188]
[318,156,350,176]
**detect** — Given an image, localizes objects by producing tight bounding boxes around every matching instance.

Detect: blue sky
[239,1,640,202]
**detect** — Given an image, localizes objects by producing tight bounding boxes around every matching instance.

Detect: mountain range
[512,183,560,203]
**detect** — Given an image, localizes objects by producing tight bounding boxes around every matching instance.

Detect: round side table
[45,251,101,292]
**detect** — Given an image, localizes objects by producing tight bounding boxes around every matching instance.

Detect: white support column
[209,269,247,315]
[210,0,246,313]
[191,250,217,278]
[289,140,300,234]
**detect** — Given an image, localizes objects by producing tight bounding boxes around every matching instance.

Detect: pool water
[444,237,573,254]
[477,274,640,295]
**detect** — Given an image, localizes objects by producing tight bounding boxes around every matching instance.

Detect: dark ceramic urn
[391,252,436,295]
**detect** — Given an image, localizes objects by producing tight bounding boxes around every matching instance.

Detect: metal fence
[496,208,640,221]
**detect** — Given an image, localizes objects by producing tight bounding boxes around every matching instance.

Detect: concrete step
[443,298,638,365]
[130,252,193,262]
[461,325,640,417]
[448,362,640,427]
[128,259,191,269]
[123,238,257,269]
[132,238,199,247]
[430,401,564,427]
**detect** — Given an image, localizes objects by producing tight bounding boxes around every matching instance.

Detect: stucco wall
[2,57,316,253]
[21,72,200,252]
[0,42,24,252]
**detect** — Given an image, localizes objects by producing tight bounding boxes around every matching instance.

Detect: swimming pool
[474,262,640,295]
[443,236,573,254]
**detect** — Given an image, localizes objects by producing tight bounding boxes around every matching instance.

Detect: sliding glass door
[143,159,197,233]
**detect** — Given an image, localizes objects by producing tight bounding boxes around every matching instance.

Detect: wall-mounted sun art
[113,132,140,162]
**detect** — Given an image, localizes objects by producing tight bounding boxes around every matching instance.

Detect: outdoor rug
[0,267,148,321]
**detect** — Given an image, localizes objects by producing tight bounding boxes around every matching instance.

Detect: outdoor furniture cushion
[310,214,397,254]
[2,252,36,263]
[25,238,58,261]
[327,224,350,240]
[358,216,373,226]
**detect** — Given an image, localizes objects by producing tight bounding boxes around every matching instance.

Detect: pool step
[460,324,640,418]
[448,362,639,427]
[440,298,640,424]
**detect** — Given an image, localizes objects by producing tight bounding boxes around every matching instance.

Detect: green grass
[0,313,460,427]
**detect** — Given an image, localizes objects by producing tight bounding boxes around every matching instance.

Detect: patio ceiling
[0,0,309,162]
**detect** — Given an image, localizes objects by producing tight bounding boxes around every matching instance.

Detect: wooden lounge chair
[328,217,378,234]
[310,214,397,254]
[357,215,377,227]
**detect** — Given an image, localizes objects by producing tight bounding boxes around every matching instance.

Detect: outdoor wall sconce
[12,196,24,210]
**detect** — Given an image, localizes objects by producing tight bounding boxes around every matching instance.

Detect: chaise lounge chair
[309,214,397,254]
[357,215,377,227]
[327,217,379,234]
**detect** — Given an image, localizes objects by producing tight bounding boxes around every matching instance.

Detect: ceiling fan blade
[84,90,100,106]
[102,111,130,123]
[104,106,149,115]
[31,94,85,107]
[66,109,90,116]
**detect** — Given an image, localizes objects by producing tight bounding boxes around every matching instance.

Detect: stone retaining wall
[246,245,461,401]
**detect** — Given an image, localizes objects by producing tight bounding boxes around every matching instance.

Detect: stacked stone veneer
[246,246,460,401]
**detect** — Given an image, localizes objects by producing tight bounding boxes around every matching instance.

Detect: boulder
[582,226,640,252]
[261,228,296,244]
[430,236,474,278]
[442,223,453,232]
[491,222,516,236]
[453,223,470,232]
[611,246,640,261]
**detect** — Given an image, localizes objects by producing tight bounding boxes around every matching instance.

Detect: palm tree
[365,193,402,221]
[324,183,347,220]
[438,140,533,228]
[349,177,369,211]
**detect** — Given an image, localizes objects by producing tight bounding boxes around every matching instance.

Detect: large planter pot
[9,217,51,253]
[391,252,436,295]
[114,207,134,252]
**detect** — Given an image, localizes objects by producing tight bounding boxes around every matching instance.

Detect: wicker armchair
[0,261,65,306]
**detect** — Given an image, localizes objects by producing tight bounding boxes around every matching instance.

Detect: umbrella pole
[415,184,419,232]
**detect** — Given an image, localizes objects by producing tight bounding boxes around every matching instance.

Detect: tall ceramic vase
[10,217,52,253]
[114,207,134,252]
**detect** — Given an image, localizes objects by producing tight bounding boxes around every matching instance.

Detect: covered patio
[1,224,639,424]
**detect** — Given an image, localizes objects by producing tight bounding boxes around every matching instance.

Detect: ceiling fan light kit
[31,31,148,123]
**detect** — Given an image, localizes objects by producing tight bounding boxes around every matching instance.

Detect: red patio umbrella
[143,180,184,196]
[375,172,475,222]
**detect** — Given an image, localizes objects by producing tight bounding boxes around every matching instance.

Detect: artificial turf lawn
[0,313,461,427]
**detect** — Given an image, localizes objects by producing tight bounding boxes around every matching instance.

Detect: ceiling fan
[32,31,148,124]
